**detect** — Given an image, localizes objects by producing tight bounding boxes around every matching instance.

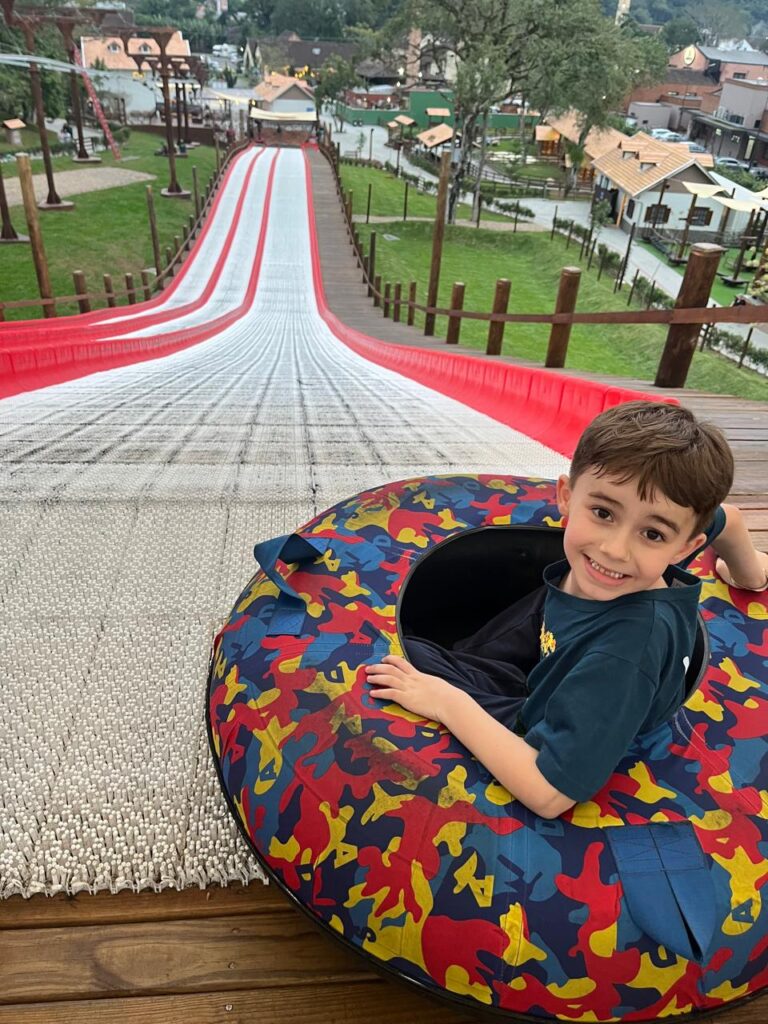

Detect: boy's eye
[644,529,665,543]
[592,507,612,521]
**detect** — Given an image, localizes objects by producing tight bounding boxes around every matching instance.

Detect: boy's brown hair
[570,401,733,535]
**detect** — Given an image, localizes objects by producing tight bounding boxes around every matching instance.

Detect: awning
[681,182,725,198]
[386,120,399,129]
[535,125,558,142]
[713,196,768,213]
[249,108,317,123]
[3,118,25,130]
[416,123,453,148]
[426,107,450,117]
[394,114,415,126]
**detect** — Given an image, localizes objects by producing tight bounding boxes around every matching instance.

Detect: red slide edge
[302,151,676,459]
[0,150,280,401]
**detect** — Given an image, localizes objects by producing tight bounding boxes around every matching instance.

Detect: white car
[715,156,750,170]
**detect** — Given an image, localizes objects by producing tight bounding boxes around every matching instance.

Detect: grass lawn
[0,127,60,157]
[358,221,767,402]
[635,240,759,307]
[339,163,513,223]
[0,131,218,319]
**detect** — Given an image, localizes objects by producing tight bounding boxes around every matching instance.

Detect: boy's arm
[713,503,768,591]
[366,655,575,819]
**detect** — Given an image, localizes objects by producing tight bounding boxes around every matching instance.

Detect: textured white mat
[0,148,569,898]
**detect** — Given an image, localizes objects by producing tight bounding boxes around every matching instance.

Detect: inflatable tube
[208,474,768,1022]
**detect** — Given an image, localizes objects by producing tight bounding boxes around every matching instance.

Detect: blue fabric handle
[253,533,328,636]
[605,822,717,963]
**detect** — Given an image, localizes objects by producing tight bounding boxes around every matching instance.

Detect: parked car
[649,128,676,140]
[715,156,750,170]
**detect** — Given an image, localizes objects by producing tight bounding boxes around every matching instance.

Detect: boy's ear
[674,531,708,565]
[555,474,572,517]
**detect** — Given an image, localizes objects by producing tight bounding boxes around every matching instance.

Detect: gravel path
[4,166,155,207]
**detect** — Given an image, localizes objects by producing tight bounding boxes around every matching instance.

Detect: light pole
[368,126,374,163]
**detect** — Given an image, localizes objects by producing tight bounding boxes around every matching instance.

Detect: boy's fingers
[382,654,413,671]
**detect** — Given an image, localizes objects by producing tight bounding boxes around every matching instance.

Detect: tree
[313,56,360,132]
[690,0,748,45]
[661,14,700,50]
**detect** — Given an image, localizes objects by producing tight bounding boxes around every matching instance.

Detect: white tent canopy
[249,109,317,123]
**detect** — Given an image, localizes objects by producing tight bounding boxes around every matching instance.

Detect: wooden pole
[146,186,162,279]
[676,192,699,262]
[103,273,116,308]
[366,182,372,225]
[16,154,55,317]
[545,266,581,368]
[407,281,417,326]
[655,243,724,388]
[393,282,402,322]
[615,222,636,292]
[403,181,409,222]
[627,269,640,306]
[367,232,377,298]
[373,274,382,308]
[125,272,137,304]
[0,164,20,241]
[192,165,201,220]
[738,327,754,368]
[140,268,152,301]
[383,282,391,318]
[550,205,559,240]
[446,282,465,345]
[72,270,90,314]
[486,278,511,355]
[424,151,451,336]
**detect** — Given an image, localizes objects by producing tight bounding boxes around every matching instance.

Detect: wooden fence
[321,140,768,388]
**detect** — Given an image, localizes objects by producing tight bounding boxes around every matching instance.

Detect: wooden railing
[0,138,250,322]
[320,139,768,388]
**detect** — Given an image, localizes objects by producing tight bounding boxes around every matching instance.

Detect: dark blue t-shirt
[521,507,726,803]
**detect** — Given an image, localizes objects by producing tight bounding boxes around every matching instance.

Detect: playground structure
[0,142,767,1022]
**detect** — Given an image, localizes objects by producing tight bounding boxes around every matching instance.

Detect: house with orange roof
[79,31,190,71]
[252,72,315,113]
[590,132,745,240]
[537,114,626,184]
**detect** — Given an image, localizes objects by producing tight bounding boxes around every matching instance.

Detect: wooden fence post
[16,154,55,318]
[738,328,754,368]
[72,270,90,314]
[655,243,724,388]
[486,278,511,355]
[125,273,137,304]
[545,266,581,368]
[393,282,402,323]
[403,181,409,222]
[550,205,559,240]
[383,282,391,318]
[407,281,417,326]
[446,282,465,345]
[165,246,174,274]
[367,232,376,298]
[173,235,182,260]
[146,186,162,278]
[103,273,116,308]
[424,151,452,336]
[140,269,152,301]
[366,182,372,224]
[373,274,382,308]
[192,165,201,220]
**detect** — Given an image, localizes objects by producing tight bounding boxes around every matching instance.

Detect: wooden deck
[3,148,767,1024]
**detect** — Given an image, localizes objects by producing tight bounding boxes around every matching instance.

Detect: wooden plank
[0,981,475,1024]
[1,912,372,1004]
[1,882,289,930]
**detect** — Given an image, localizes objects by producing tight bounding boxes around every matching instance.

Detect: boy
[366,402,768,820]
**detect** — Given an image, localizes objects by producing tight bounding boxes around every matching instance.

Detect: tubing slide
[3,145,767,1022]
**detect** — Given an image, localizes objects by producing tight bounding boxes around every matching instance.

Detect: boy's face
[555,468,708,601]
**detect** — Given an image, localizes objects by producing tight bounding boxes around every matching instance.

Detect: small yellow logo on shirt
[540,622,556,657]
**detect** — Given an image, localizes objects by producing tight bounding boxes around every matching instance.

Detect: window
[108,42,120,52]
[689,207,713,226]
[644,204,671,224]
[733,73,747,80]
[626,199,636,218]
[139,43,151,53]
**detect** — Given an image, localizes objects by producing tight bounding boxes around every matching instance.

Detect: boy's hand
[366,655,459,723]
[716,551,768,592]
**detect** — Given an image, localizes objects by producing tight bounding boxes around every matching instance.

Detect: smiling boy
[366,402,768,819]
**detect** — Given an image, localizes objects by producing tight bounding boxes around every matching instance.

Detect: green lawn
[0,131,218,319]
[359,222,767,402]
[635,239,757,308]
[339,163,513,223]
[0,127,58,156]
